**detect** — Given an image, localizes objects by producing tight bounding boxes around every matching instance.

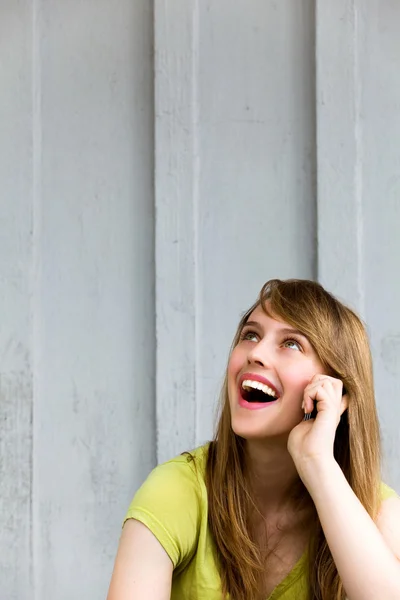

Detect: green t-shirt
[124,444,398,600]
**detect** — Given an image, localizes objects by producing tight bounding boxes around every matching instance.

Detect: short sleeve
[124,458,202,569]
[380,482,399,501]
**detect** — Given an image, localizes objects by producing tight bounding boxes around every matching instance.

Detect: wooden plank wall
[1,1,400,598]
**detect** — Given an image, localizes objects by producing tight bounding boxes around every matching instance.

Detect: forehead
[246,302,289,329]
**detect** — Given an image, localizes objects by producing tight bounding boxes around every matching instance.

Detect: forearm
[301,459,400,600]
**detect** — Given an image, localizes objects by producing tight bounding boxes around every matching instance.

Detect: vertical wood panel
[315,0,365,315]
[155,1,317,456]
[154,0,199,463]
[0,3,33,597]
[358,0,400,491]
[196,0,317,442]
[34,1,155,598]
[316,0,400,490]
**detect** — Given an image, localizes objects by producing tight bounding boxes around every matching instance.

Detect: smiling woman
[107,279,400,600]
[227,301,327,441]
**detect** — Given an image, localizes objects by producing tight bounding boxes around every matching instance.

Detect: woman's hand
[287,374,348,480]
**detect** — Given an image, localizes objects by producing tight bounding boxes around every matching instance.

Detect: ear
[340,391,349,415]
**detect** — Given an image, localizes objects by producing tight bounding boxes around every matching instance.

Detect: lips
[237,372,281,410]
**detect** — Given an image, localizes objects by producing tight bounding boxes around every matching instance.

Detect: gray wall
[1,1,399,598]
[155,0,317,461]
[1,1,155,599]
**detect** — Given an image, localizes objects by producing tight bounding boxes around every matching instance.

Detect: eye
[282,337,302,351]
[240,329,259,343]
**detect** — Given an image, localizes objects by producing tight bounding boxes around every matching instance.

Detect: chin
[231,418,273,440]
[230,416,292,442]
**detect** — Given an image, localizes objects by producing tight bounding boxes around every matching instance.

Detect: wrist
[296,454,339,489]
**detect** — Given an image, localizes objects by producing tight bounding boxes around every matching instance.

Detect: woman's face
[228,303,326,440]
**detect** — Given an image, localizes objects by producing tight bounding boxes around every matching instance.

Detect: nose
[247,339,272,368]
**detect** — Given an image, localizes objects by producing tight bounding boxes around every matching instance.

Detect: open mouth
[241,379,279,403]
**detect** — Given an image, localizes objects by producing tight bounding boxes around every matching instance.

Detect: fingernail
[301,401,305,411]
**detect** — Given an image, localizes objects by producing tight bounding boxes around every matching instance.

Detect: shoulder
[376,483,400,560]
[145,444,208,491]
[129,444,208,510]
[123,444,209,568]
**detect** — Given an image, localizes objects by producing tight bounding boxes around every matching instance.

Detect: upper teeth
[242,379,277,398]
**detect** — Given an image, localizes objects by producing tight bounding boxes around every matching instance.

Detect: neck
[244,437,307,517]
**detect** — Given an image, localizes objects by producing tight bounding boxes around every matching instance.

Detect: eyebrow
[243,320,262,329]
[278,327,309,340]
[243,321,309,341]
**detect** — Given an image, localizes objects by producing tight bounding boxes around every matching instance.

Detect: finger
[303,379,344,413]
[309,373,332,385]
[303,378,333,399]
[304,389,348,421]
[306,378,335,392]
[310,373,344,393]
[302,382,336,414]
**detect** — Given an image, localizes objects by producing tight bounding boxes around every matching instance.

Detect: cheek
[283,362,321,396]
[228,347,244,379]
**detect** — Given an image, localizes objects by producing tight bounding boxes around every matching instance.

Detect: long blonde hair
[206,279,381,600]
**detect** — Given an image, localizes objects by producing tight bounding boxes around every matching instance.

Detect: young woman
[107,279,400,600]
